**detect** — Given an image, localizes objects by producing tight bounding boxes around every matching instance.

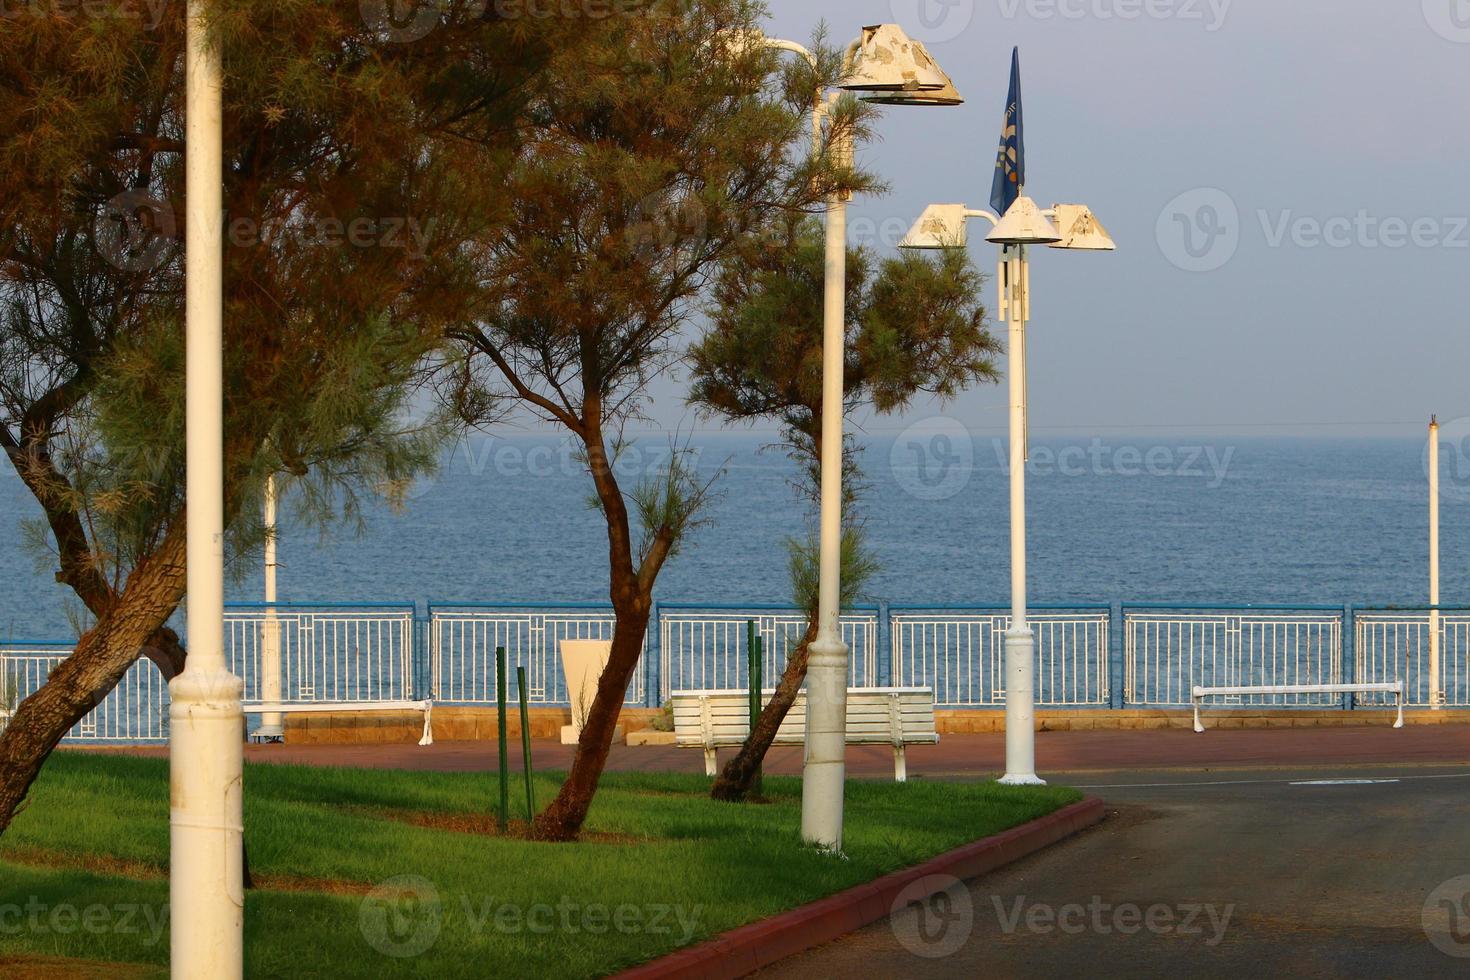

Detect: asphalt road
[758,766,1470,978]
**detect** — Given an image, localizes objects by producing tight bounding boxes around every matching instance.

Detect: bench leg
[419,703,435,747]
[893,744,907,783]
[1193,698,1205,734]
[703,747,717,778]
[1394,693,1405,730]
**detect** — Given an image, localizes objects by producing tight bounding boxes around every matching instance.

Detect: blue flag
[990,48,1025,216]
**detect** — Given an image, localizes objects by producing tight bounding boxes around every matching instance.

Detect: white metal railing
[1355,610,1470,707]
[890,610,1111,707]
[657,608,880,702]
[0,644,169,742]
[223,605,417,705]
[430,606,645,706]
[1125,608,1344,706]
[20,600,1470,743]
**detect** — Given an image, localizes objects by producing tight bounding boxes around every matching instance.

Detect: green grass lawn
[0,752,1080,978]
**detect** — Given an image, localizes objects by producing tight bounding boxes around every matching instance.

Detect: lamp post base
[169,666,245,979]
[1001,627,1042,787]
[801,633,851,854]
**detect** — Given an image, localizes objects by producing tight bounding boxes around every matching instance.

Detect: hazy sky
[626,0,1470,440]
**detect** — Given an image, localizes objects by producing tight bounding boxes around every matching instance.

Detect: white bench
[670,687,938,782]
[243,700,435,746]
[1191,683,1404,733]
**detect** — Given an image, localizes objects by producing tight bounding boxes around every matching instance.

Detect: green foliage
[691,214,999,446]
[692,217,998,520]
[786,524,882,616]
[445,4,875,586]
[629,444,722,570]
[0,4,578,593]
[690,214,1001,609]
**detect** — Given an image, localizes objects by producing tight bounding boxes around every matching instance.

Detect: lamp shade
[899,204,970,249]
[1047,204,1116,250]
[984,196,1061,246]
[862,66,964,106]
[840,24,948,93]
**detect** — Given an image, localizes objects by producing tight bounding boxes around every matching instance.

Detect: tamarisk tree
[689,214,999,802]
[0,2,573,834]
[443,3,876,840]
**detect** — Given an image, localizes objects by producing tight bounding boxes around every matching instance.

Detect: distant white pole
[1000,245,1043,786]
[171,2,245,976]
[259,473,284,738]
[1430,415,1442,710]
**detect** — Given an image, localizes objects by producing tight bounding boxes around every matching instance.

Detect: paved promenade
[99,723,1470,777]
[761,765,1470,978]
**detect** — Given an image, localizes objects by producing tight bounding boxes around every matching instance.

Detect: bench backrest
[670,688,936,746]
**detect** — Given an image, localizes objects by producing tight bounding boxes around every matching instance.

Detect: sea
[1,431,1463,641]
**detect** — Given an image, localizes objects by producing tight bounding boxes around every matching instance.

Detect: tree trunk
[0,526,186,835]
[531,602,649,842]
[711,619,817,802]
[140,626,188,681]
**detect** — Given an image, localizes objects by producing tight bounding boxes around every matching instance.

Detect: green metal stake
[496,646,509,833]
[518,665,535,821]
[748,623,759,732]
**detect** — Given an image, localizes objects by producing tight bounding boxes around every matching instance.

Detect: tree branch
[448,326,584,434]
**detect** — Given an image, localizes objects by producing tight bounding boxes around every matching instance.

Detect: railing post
[410,604,421,702]
[647,601,660,708]
[1342,604,1355,712]
[422,604,434,703]
[879,600,893,688]
[1110,603,1125,709]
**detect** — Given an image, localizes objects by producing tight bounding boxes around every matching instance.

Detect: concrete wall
[286,707,664,745]
[282,706,1467,745]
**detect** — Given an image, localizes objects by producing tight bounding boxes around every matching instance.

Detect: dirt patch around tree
[1,847,373,897]
[379,808,643,843]
[0,955,160,979]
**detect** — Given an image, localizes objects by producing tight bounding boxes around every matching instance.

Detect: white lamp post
[902,198,1115,786]
[172,2,245,976]
[712,23,963,852]
[1430,415,1442,710]
[258,471,284,740]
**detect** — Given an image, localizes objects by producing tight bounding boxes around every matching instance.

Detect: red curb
[614,796,1106,980]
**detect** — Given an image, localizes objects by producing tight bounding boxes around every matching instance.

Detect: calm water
[1,433,1460,641]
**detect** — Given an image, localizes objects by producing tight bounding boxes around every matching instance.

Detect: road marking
[1289,778,1400,786]
[1073,771,1470,790]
